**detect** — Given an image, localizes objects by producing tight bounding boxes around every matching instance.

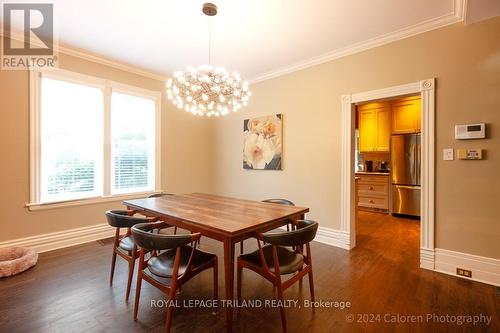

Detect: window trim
[28,68,162,210]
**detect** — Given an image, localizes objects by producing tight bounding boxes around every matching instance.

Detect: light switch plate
[443,148,454,161]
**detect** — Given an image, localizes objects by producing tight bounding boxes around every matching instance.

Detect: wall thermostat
[455,123,485,140]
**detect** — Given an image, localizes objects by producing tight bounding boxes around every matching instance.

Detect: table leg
[223,239,235,333]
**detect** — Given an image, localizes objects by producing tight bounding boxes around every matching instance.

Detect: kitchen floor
[356,209,420,255]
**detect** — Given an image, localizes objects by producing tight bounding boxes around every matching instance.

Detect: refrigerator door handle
[394,185,420,190]
[415,134,421,186]
[411,142,416,182]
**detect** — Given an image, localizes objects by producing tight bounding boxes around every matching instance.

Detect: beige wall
[212,17,500,259]
[0,50,214,242]
[1,18,499,259]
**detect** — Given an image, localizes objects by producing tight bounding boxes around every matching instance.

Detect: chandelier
[166,3,251,117]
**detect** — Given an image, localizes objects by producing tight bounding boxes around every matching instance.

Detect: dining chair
[106,210,158,302]
[262,199,295,233]
[237,219,318,333]
[147,193,201,247]
[132,222,218,333]
[148,193,178,235]
[148,193,174,198]
[239,199,296,254]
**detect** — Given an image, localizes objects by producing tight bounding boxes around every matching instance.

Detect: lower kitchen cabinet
[356,174,390,212]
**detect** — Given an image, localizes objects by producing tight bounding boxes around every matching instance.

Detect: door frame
[340,78,435,270]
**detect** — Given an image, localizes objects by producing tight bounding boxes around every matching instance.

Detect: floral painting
[243,114,282,170]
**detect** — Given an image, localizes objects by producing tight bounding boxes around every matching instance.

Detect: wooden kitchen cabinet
[376,108,391,151]
[358,109,376,152]
[391,96,421,134]
[356,174,390,211]
[357,102,391,152]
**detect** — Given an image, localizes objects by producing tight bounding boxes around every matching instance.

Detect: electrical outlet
[456,268,472,278]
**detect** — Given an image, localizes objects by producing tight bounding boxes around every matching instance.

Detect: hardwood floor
[0,211,498,332]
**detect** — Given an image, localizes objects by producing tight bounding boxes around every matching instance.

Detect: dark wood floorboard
[0,211,498,332]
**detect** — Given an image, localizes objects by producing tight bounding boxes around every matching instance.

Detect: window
[111,92,156,194]
[30,69,161,206]
[40,78,104,202]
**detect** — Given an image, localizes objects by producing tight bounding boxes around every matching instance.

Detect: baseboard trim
[420,247,435,270]
[1,223,351,254]
[314,226,351,250]
[434,248,500,287]
[0,224,116,253]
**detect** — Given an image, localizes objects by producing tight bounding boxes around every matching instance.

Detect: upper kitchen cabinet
[376,107,391,151]
[358,102,391,152]
[391,96,421,134]
[358,108,376,152]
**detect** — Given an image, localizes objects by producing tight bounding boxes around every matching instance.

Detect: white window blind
[32,69,160,206]
[40,77,103,203]
[111,92,156,194]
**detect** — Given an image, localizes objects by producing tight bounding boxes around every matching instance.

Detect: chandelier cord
[166,3,250,117]
[208,16,212,66]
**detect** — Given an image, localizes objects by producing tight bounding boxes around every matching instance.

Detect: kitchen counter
[355,171,390,176]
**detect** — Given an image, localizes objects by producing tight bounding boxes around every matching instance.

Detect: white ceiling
[4,0,471,81]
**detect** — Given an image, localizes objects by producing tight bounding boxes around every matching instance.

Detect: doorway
[340,79,436,270]
[353,95,421,264]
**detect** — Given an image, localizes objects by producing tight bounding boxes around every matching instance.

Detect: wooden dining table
[123,193,309,333]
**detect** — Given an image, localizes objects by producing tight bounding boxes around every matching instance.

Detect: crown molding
[249,0,467,84]
[1,28,168,82]
[2,0,467,84]
[58,44,168,81]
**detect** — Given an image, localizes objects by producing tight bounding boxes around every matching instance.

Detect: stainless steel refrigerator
[391,134,421,217]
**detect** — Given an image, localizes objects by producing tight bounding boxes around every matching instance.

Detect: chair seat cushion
[148,246,215,278]
[118,236,135,252]
[240,245,304,275]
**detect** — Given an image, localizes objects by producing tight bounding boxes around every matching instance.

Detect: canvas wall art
[243,114,282,170]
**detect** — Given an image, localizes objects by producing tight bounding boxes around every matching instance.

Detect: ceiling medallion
[166,3,251,117]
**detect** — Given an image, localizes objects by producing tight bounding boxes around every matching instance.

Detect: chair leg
[240,241,244,254]
[109,249,117,286]
[173,226,177,234]
[275,283,287,333]
[133,271,143,321]
[126,248,137,302]
[110,229,120,286]
[165,285,177,333]
[308,269,315,304]
[298,267,303,287]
